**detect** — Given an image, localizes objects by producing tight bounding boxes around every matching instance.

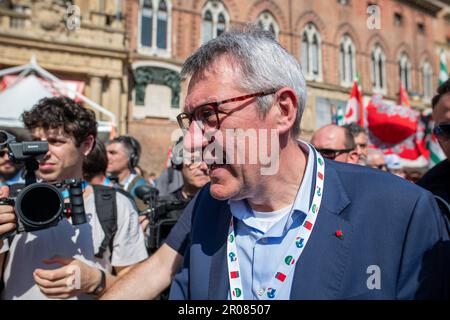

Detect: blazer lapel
[290,161,354,299]
[208,204,232,299]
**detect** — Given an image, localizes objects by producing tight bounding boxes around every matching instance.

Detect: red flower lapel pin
[335,229,344,240]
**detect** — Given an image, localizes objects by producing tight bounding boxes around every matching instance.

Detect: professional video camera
[0,130,86,239]
[135,184,188,252]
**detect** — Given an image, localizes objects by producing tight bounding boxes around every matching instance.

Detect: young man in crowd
[0,97,148,299]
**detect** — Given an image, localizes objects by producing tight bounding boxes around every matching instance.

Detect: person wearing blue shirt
[168,25,448,300]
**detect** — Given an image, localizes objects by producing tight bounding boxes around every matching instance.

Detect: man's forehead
[185,58,242,110]
[31,127,69,138]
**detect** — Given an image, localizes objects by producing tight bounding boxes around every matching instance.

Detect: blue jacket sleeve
[396,190,448,299]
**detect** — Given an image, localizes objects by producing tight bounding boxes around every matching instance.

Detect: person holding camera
[106,136,147,212]
[0,132,28,187]
[0,97,148,300]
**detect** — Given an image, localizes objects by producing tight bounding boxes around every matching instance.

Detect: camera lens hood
[15,183,64,229]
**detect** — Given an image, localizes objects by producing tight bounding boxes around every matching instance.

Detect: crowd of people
[0,24,449,300]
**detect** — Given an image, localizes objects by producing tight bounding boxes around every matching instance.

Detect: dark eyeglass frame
[176,90,277,131]
[316,148,354,160]
[433,123,450,140]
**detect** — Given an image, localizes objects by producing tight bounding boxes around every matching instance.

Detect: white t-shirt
[1,190,148,300]
[249,206,292,234]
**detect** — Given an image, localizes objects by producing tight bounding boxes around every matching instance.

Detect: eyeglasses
[433,123,450,140]
[177,90,277,131]
[316,148,354,160]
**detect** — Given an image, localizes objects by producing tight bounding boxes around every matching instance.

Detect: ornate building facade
[0,0,128,137]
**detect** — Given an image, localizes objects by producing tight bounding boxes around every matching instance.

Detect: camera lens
[16,183,63,228]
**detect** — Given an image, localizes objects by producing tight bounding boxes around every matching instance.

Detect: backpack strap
[92,185,118,259]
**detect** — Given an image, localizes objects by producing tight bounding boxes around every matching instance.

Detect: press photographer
[0,130,87,235]
[0,96,147,300]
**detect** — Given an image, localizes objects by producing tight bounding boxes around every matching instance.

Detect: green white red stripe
[439,50,448,86]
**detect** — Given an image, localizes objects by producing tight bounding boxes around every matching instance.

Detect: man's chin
[209,182,238,201]
[38,171,60,183]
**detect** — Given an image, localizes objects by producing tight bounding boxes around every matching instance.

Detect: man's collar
[229,140,315,235]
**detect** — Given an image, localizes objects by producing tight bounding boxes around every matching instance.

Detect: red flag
[397,81,411,107]
[343,80,364,127]
[230,271,239,279]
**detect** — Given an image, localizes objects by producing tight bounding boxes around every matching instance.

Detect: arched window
[201,1,230,44]
[371,44,386,93]
[301,33,309,73]
[422,61,433,101]
[399,53,411,92]
[139,0,171,54]
[300,23,322,81]
[140,0,153,47]
[257,11,279,40]
[156,0,168,49]
[339,34,356,87]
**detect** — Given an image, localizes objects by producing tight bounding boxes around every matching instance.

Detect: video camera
[135,184,188,252]
[0,130,86,239]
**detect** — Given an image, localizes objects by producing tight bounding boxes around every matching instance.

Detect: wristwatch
[91,269,106,296]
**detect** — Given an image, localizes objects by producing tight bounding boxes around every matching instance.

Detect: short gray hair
[181,24,307,137]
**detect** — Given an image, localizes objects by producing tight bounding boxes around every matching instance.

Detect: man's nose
[184,121,209,153]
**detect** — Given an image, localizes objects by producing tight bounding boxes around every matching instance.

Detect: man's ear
[272,88,298,136]
[81,135,95,157]
[347,149,360,164]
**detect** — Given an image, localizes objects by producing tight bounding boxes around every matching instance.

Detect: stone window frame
[371,43,387,95]
[138,0,172,58]
[257,10,280,40]
[422,60,433,102]
[133,65,180,109]
[398,52,412,92]
[201,0,230,45]
[339,34,356,88]
[300,22,323,82]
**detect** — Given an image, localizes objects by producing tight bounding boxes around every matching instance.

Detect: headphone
[118,136,140,170]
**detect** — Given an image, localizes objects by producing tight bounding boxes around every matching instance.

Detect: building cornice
[0,33,128,59]
[397,0,443,16]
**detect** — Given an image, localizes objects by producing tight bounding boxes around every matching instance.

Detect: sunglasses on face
[0,150,8,158]
[433,123,450,140]
[316,148,354,160]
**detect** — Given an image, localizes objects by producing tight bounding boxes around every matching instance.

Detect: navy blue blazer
[169,160,448,300]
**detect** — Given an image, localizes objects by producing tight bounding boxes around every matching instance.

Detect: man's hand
[33,256,102,299]
[0,186,16,239]
[138,215,149,232]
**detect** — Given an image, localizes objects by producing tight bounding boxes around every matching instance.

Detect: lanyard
[227,149,325,300]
